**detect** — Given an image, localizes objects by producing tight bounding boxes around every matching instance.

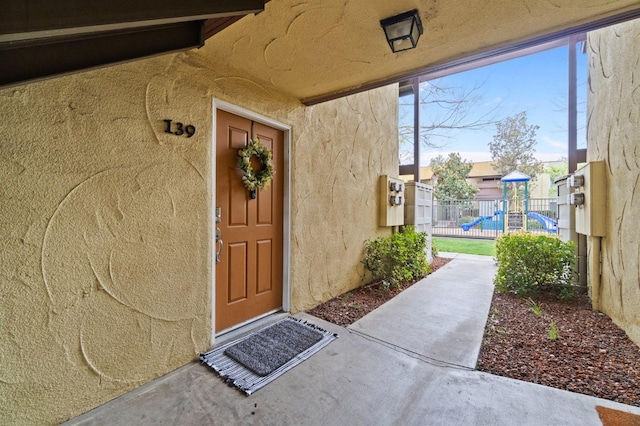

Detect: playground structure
[460,171,557,234]
[460,210,503,231]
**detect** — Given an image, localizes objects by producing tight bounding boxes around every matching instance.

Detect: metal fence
[432,198,558,239]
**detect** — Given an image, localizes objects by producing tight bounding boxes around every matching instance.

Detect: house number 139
[163,119,196,138]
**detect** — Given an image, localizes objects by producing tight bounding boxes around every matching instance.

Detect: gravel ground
[309,257,640,407]
[477,290,640,407]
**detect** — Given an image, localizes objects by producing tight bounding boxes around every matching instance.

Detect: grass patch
[433,237,495,257]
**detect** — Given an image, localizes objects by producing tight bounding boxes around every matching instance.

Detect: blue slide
[527,212,558,233]
[461,214,496,231]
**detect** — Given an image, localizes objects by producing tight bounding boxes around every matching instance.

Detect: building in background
[405,160,564,200]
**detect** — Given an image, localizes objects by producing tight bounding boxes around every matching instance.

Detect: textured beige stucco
[204,0,640,102]
[290,91,398,310]
[0,47,397,423]
[587,19,640,346]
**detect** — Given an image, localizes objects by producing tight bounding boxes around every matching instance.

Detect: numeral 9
[163,119,196,138]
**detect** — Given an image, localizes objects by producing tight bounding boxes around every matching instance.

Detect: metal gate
[432,198,558,239]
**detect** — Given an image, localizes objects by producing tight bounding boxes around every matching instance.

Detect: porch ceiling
[0,1,269,88]
[203,0,640,105]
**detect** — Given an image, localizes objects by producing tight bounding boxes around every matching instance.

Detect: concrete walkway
[67,254,640,425]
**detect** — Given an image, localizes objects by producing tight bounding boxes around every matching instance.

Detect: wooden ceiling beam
[0,1,271,88]
[0,0,266,42]
[0,21,204,88]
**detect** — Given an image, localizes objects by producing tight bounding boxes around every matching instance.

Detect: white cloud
[484,97,503,106]
[535,152,567,162]
[418,81,434,92]
[415,150,566,165]
[541,135,566,149]
[420,151,492,165]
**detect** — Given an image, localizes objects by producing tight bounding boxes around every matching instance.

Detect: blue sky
[401,44,587,165]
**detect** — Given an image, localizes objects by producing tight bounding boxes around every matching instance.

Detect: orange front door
[215,110,284,332]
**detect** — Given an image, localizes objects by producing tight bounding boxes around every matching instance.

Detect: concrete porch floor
[65,253,640,425]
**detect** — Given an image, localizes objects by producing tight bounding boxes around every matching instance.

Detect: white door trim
[210,99,292,345]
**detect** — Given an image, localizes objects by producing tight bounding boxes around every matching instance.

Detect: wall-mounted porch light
[380,9,423,53]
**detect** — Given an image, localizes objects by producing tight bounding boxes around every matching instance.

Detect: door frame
[210,99,292,344]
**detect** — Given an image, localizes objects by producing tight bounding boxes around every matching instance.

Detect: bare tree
[399,79,500,163]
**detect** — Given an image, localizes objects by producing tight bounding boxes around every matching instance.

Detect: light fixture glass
[380,9,423,53]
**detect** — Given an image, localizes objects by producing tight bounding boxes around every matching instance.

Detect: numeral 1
[163,119,196,138]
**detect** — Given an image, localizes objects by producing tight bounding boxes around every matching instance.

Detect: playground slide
[461,214,496,231]
[527,212,558,233]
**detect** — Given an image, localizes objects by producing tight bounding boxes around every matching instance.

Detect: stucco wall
[290,92,398,311]
[587,19,640,346]
[0,49,397,423]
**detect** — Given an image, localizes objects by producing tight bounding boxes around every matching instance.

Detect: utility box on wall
[379,175,405,227]
[569,161,606,237]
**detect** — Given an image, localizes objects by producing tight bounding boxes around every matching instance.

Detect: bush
[494,231,576,298]
[431,239,439,257]
[362,226,431,289]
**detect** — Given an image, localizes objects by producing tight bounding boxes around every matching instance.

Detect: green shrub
[548,320,559,341]
[494,231,576,298]
[431,238,439,257]
[362,226,431,289]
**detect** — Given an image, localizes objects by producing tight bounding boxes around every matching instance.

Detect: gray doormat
[224,318,324,376]
[200,317,337,395]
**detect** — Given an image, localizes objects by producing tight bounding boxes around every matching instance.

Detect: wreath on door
[238,138,275,198]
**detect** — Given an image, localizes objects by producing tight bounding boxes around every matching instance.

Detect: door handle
[215,227,223,264]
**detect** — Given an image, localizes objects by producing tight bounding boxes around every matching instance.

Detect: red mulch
[477,290,640,407]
